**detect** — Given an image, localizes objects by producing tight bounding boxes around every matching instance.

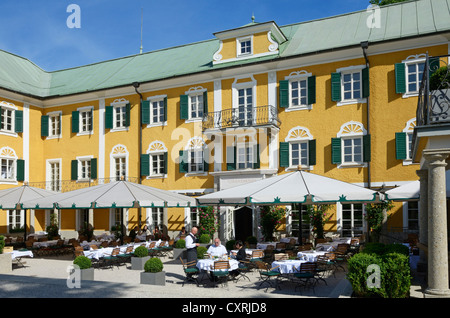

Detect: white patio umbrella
[21,180,196,210]
[384,170,450,201]
[196,171,381,206]
[0,184,57,240]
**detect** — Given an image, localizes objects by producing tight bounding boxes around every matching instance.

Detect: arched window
[332,121,370,167]
[280,126,316,169]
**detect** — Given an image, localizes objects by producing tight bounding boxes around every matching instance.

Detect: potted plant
[73,255,94,281]
[131,245,150,270]
[199,234,211,248]
[140,257,165,286]
[197,246,207,259]
[0,235,11,274]
[172,239,186,260]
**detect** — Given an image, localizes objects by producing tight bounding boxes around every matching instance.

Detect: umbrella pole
[298,203,303,246]
[23,209,27,242]
[121,208,124,245]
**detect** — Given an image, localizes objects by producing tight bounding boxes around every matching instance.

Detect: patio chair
[117,245,134,264]
[274,253,288,261]
[210,260,230,288]
[275,242,286,253]
[325,252,344,272]
[315,255,331,284]
[102,248,121,269]
[291,262,318,292]
[180,257,200,287]
[255,260,281,292]
[73,246,84,259]
[233,260,251,283]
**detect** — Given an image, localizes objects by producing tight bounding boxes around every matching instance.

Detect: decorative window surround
[146,141,168,179]
[283,126,314,171]
[237,35,253,57]
[75,106,94,136]
[110,144,129,180]
[185,87,207,123]
[46,111,62,139]
[183,137,208,177]
[109,99,130,132]
[284,71,313,111]
[146,95,167,128]
[401,54,426,98]
[76,155,94,182]
[0,146,19,185]
[0,101,18,137]
[335,121,369,169]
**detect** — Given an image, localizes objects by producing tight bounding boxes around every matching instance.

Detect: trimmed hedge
[347,243,412,298]
[197,246,207,259]
[144,257,164,273]
[73,255,92,269]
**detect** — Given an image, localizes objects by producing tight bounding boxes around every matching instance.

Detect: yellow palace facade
[1,1,448,242]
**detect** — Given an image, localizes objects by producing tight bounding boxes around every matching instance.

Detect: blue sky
[0,0,372,71]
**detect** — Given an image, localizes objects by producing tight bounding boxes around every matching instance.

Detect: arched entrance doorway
[234,206,253,242]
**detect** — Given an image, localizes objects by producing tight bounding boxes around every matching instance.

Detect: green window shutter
[331,72,341,102]
[15,110,23,133]
[395,132,407,160]
[125,103,131,127]
[363,134,371,162]
[362,67,370,98]
[331,138,342,164]
[253,144,260,169]
[279,80,289,108]
[163,152,168,174]
[90,158,97,179]
[180,95,189,120]
[89,109,93,131]
[308,139,316,166]
[203,91,208,115]
[72,111,79,133]
[41,115,49,137]
[16,159,25,181]
[140,154,150,176]
[307,76,316,105]
[71,160,78,181]
[105,106,113,129]
[279,142,290,167]
[179,150,188,173]
[226,146,236,171]
[163,97,168,122]
[141,100,150,125]
[395,63,406,94]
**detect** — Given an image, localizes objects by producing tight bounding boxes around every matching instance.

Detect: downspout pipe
[133,82,143,228]
[361,41,371,190]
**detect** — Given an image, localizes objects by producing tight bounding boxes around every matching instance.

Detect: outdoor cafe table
[256,242,277,250]
[6,249,34,268]
[297,250,328,262]
[271,259,308,274]
[196,258,240,272]
[83,241,158,259]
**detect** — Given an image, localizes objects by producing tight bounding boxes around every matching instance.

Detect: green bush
[199,234,211,244]
[0,235,5,254]
[73,255,92,269]
[133,245,149,258]
[430,65,450,90]
[144,257,164,273]
[225,240,236,251]
[175,239,186,249]
[348,243,412,298]
[197,246,207,259]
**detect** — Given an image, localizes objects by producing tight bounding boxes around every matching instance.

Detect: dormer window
[238,36,253,57]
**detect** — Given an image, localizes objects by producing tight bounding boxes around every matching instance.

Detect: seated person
[207,238,228,258]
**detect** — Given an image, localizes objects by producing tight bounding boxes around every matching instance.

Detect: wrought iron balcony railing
[202,105,281,131]
[417,53,450,126]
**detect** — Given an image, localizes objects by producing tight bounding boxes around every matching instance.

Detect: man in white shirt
[207,238,228,258]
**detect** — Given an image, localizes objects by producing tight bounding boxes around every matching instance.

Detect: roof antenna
[251,13,255,23]
[140,8,143,54]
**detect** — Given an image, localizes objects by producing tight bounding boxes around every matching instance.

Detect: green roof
[1,0,449,99]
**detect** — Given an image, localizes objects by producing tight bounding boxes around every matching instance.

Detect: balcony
[202,105,280,131]
[417,53,450,126]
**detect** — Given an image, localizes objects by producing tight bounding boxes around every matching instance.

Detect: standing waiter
[185,226,200,267]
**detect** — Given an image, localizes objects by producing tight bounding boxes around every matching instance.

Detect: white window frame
[237,36,253,57]
[110,100,128,131]
[402,55,426,98]
[184,137,207,176]
[285,71,312,111]
[339,203,365,238]
[46,158,62,192]
[336,65,367,106]
[402,118,417,165]
[146,141,167,179]
[189,93,204,121]
[77,155,94,182]
[0,102,17,136]
[47,111,62,139]
[236,142,255,170]
[0,146,18,184]
[342,136,363,165]
[110,144,129,181]
[336,121,367,169]
[232,78,257,127]
[7,209,24,232]
[185,87,206,124]
[147,95,167,127]
[284,126,314,171]
[77,106,94,136]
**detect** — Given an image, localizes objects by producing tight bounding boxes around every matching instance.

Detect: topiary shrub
[225,240,236,251]
[144,257,163,273]
[199,234,211,244]
[0,235,5,254]
[197,246,207,259]
[133,245,149,258]
[360,242,386,255]
[73,255,92,270]
[175,239,186,249]
[347,252,382,298]
[378,253,412,298]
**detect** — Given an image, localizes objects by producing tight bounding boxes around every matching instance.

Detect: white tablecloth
[280,237,298,244]
[83,241,157,259]
[256,242,277,250]
[316,238,352,252]
[196,259,239,272]
[33,240,59,248]
[297,250,327,262]
[272,260,307,274]
[7,250,34,260]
